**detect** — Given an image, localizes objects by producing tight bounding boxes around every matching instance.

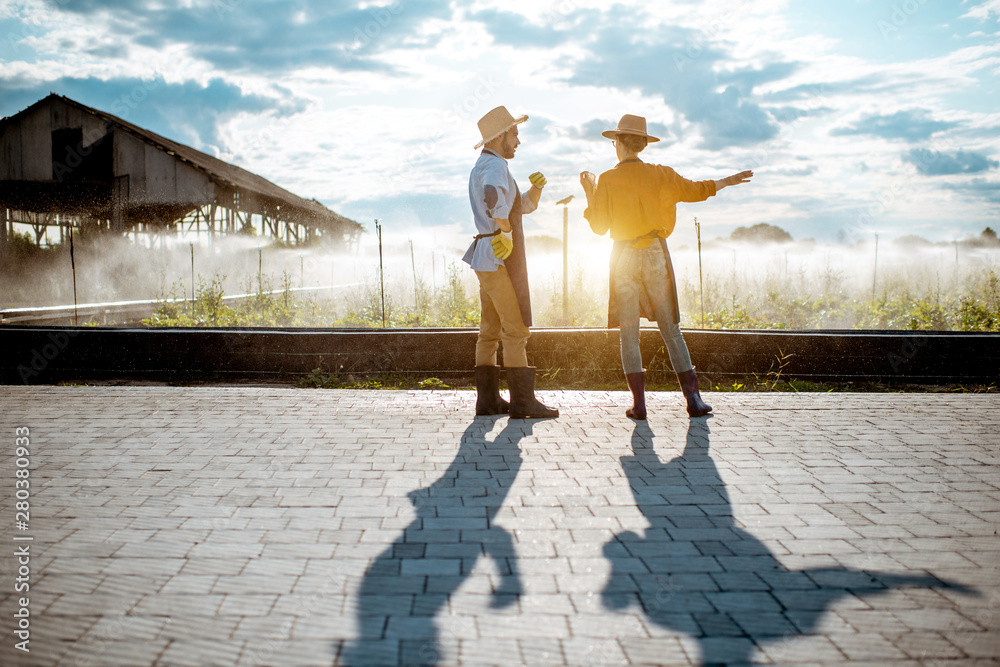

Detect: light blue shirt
[462,149,537,271]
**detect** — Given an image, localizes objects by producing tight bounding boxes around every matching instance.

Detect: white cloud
[962,0,1000,23]
[0,0,997,243]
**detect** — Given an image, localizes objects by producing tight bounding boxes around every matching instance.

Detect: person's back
[580,113,752,419]
[588,159,716,242]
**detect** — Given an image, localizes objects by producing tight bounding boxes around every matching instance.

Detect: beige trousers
[475,265,529,368]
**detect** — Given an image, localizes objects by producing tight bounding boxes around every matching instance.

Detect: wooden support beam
[208,202,217,245]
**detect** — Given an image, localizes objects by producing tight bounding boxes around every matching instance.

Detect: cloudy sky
[1,0,998,249]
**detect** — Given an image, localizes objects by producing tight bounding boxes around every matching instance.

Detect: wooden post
[410,239,418,308]
[696,217,704,328]
[562,204,568,321]
[555,195,574,323]
[70,230,79,326]
[208,203,217,248]
[376,219,385,327]
[872,233,879,301]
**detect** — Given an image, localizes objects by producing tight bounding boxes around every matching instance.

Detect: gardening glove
[491,230,513,260]
[529,171,546,188]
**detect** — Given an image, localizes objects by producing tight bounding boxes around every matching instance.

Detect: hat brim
[601,128,660,143]
[474,114,528,149]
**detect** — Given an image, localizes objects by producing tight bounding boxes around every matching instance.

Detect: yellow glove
[491,231,513,260]
[529,171,546,188]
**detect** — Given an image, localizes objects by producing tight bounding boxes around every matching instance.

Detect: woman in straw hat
[462,105,558,419]
[580,114,753,419]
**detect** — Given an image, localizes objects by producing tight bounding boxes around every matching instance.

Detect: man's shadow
[337,417,528,666]
[602,419,977,666]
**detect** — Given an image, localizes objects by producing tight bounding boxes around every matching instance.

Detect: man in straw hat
[580,114,753,419]
[462,105,558,419]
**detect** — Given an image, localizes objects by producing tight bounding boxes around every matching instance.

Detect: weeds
[680,266,1000,332]
[143,272,327,328]
[417,377,450,390]
[124,248,1000,333]
[765,348,794,391]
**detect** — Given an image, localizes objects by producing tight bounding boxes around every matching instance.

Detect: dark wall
[2,326,996,386]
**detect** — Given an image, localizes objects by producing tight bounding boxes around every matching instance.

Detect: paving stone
[0,388,997,666]
[829,631,913,661]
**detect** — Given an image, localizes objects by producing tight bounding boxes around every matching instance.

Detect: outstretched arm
[714,170,753,192]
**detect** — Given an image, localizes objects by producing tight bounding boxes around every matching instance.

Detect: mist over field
[2,225,997,331]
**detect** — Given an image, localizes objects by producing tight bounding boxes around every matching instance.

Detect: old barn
[0,93,362,248]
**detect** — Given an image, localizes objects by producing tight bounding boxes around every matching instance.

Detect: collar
[481,148,505,161]
[617,157,643,167]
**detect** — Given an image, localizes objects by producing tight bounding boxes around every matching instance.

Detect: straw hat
[602,114,660,143]
[474,105,528,149]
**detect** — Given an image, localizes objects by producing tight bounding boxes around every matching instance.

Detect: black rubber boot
[475,365,509,416]
[677,368,712,417]
[625,371,646,420]
[506,367,559,419]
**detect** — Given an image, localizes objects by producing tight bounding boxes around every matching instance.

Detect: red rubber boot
[625,371,646,420]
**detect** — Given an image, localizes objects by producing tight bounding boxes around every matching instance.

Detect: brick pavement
[0,387,998,666]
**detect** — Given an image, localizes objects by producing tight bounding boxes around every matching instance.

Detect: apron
[504,190,533,328]
[607,237,679,329]
[469,189,533,328]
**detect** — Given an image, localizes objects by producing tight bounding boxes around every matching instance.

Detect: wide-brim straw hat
[601,114,660,143]
[475,105,528,149]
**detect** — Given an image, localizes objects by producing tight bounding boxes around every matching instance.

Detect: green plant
[765,347,794,391]
[297,368,340,388]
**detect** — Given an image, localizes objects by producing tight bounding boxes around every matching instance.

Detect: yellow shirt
[584,158,717,247]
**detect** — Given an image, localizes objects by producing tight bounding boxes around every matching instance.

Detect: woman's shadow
[337,417,528,666]
[602,419,976,666]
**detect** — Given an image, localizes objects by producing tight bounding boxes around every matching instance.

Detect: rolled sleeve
[481,163,513,220]
[466,150,520,271]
